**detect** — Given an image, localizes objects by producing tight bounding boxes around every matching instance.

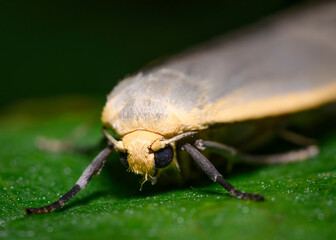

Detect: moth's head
[103,128,196,183]
[109,130,175,181]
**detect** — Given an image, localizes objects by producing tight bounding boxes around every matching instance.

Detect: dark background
[0,0,307,109]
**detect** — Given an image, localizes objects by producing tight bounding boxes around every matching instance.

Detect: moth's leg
[181,143,264,201]
[36,136,73,152]
[278,129,317,146]
[25,145,113,216]
[194,139,318,165]
[237,117,287,151]
[36,136,106,154]
[36,121,106,154]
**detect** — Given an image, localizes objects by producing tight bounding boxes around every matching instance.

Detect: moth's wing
[161,2,336,124]
[103,2,336,136]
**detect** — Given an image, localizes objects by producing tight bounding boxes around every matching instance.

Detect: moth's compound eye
[119,152,129,168]
[154,145,174,168]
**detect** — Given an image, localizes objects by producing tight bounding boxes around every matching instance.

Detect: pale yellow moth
[26,1,336,215]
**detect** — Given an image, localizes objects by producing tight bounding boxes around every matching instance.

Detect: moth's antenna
[161,131,197,145]
[151,131,197,151]
[102,128,125,152]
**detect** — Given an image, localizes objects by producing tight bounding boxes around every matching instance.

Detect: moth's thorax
[122,130,162,178]
[101,69,208,137]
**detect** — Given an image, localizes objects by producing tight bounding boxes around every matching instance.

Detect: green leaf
[1,97,336,240]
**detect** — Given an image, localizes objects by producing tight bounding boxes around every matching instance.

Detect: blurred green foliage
[0,97,336,240]
[1,1,335,240]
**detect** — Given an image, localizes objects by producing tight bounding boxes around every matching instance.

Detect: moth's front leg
[181,143,264,201]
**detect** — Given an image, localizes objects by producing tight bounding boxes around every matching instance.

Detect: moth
[25,1,336,215]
